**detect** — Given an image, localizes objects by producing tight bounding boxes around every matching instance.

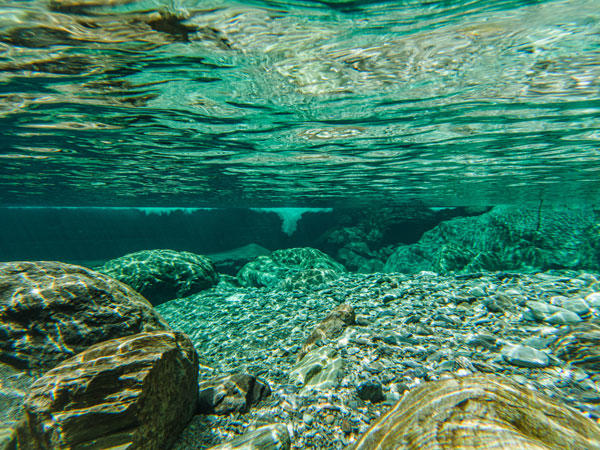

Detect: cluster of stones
[158,266,600,449]
[0,260,272,449]
[3,247,600,449]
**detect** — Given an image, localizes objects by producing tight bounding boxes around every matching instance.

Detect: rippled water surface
[0,0,599,206]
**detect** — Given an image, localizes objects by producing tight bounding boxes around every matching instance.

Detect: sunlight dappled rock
[237,247,345,290]
[0,261,169,372]
[198,372,271,415]
[11,331,198,450]
[100,249,218,305]
[350,374,600,449]
[384,205,600,275]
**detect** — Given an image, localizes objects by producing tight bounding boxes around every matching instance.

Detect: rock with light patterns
[349,374,600,449]
[10,331,198,450]
[298,303,355,360]
[100,249,219,305]
[0,261,170,372]
[552,321,600,371]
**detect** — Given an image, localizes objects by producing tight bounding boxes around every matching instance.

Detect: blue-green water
[0,0,599,207]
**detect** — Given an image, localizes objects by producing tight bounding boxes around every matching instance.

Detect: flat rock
[237,247,345,290]
[0,261,169,372]
[289,346,342,391]
[526,300,562,322]
[208,423,291,450]
[546,310,583,325]
[100,249,219,305]
[552,297,592,318]
[299,303,355,359]
[350,374,600,449]
[502,344,550,368]
[198,372,271,415]
[10,331,198,450]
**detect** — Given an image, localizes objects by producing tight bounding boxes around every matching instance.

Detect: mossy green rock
[384,205,600,275]
[100,249,219,305]
[237,247,345,290]
[350,374,600,449]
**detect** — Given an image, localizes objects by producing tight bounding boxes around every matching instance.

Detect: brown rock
[0,261,170,372]
[298,303,355,360]
[350,374,600,449]
[552,321,600,371]
[198,372,271,415]
[11,331,198,450]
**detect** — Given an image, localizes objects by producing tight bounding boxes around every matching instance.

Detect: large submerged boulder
[237,247,345,290]
[0,261,169,372]
[11,331,198,450]
[384,205,600,275]
[350,374,600,449]
[100,249,219,305]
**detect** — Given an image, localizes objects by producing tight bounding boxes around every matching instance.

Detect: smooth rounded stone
[208,423,291,450]
[552,322,600,371]
[237,247,345,290]
[356,380,385,404]
[522,336,555,350]
[585,293,600,308]
[10,331,198,450]
[355,314,372,326]
[468,286,486,298]
[546,310,583,325]
[502,344,550,368]
[526,300,562,322]
[346,347,360,356]
[298,303,355,360]
[198,372,271,415]
[100,249,219,305]
[465,333,499,350]
[349,374,600,449]
[324,414,336,425]
[303,413,315,425]
[482,297,509,313]
[289,346,342,391]
[551,297,591,319]
[0,261,169,372]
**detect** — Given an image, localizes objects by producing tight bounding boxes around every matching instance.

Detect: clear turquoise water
[0,0,599,207]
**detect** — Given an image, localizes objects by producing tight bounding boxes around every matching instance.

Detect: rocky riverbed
[156,269,600,449]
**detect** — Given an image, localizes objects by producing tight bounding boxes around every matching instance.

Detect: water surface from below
[0,0,599,206]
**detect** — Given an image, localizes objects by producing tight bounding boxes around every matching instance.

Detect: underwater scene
[1,0,600,448]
